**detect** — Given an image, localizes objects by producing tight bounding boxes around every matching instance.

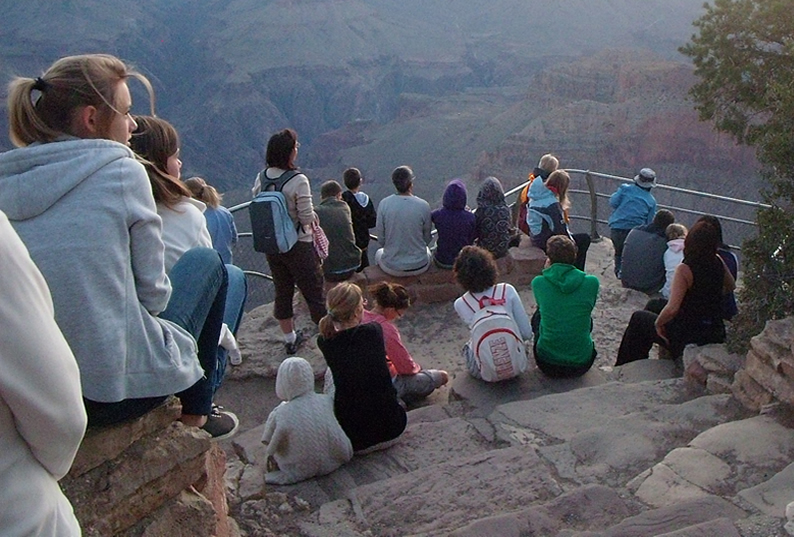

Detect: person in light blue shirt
[608,168,658,278]
[184,176,238,265]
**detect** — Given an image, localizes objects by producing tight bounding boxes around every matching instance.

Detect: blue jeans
[85,247,227,425]
[164,248,228,416]
[213,264,247,392]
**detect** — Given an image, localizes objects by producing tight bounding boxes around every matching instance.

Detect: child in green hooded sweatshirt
[531,235,599,378]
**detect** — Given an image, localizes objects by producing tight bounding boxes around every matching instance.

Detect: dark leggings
[615,310,725,366]
[572,233,591,272]
[611,228,631,275]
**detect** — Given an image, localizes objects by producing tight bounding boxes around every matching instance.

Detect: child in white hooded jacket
[262,357,353,485]
[661,224,687,299]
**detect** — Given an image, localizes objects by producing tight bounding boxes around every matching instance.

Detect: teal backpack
[250,170,301,254]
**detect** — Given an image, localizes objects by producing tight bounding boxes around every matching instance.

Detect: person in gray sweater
[375,166,433,276]
[0,54,237,439]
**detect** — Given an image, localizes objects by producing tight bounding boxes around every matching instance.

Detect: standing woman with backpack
[251,129,325,355]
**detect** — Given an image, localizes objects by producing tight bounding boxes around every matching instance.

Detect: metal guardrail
[230,169,768,286]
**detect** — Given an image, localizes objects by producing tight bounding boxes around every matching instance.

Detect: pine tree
[680,0,794,348]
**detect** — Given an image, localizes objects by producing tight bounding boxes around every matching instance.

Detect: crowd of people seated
[0,52,745,532]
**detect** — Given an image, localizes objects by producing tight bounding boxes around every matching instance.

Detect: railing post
[585,171,601,241]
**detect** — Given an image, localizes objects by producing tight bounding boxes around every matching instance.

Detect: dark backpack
[250,170,301,254]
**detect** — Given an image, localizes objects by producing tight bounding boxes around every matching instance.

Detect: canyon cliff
[0,0,759,208]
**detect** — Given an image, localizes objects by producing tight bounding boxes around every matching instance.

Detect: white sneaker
[229,347,243,366]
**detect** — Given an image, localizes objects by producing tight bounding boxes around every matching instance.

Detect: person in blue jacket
[608,168,658,278]
[528,170,590,271]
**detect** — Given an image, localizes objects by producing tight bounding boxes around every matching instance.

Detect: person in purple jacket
[431,179,476,269]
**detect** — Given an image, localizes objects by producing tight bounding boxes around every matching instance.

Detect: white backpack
[461,283,528,382]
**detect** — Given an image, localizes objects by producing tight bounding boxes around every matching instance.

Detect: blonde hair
[538,153,559,173]
[7,54,154,147]
[666,223,687,241]
[546,169,570,209]
[319,282,364,339]
[184,176,222,208]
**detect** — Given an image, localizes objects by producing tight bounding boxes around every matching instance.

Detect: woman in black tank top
[616,221,735,365]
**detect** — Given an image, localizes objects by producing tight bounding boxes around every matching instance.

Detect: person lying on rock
[317,282,407,453]
[363,282,448,403]
[531,235,599,378]
[261,357,352,485]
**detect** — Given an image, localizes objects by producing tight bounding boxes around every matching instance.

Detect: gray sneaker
[285,329,307,356]
[201,405,239,441]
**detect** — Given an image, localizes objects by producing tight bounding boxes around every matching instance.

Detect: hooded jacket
[262,357,353,485]
[342,190,377,249]
[0,212,86,537]
[532,263,599,366]
[0,138,202,403]
[662,238,685,299]
[528,179,570,250]
[474,177,513,259]
[431,179,476,267]
[315,197,362,275]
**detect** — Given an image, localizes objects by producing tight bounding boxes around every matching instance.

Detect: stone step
[229,405,498,507]
[629,413,794,514]
[448,351,683,419]
[305,444,563,536]
[492,387,749,488]
[296,379,751,536]
[447,488,746,537]
[226,360,789,536]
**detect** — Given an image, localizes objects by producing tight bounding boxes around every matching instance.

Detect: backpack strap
[496,283,507,302]
[478,284,507,308]
[461,292,478,313]
[263,169,301,192]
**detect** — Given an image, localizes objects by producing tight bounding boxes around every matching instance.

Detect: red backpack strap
[478,285,507,308]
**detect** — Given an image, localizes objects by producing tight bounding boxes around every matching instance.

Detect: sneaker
[228,347,243,366]
[285,329,307,356]
[201,405,239,441]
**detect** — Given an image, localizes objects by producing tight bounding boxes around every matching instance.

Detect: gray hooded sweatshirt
[0,138,202,402]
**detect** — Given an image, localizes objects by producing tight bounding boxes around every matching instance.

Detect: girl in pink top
[362,282,448,403]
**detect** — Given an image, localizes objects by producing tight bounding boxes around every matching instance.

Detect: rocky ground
[214,240,794,537]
